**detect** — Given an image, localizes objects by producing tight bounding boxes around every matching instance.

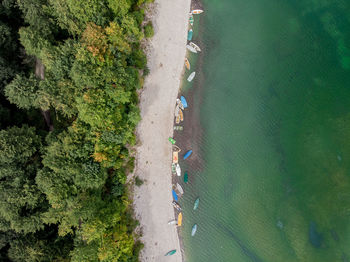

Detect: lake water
[180,0,350,261]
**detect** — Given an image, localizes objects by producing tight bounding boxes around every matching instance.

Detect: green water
[180,0,350,261]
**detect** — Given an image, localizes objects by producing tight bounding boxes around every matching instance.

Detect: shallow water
[179,0,350,261]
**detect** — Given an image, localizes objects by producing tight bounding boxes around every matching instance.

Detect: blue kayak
[172,189,178,201]
[184,150,193,160]
[180,96,188,108]
[187,29,193,41]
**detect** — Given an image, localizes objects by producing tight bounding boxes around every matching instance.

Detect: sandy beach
[133,0,191,261]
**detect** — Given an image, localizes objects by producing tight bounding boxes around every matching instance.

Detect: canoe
[177,98,184,110]
[186,44,197,53]
[173,151,178,164]
[171,163,176,174]
[176,183,184,195]
[168,219,177,225]
[189,13,194,26]
[193,197,200,210]
[177,212,183,227]
[176,163,181,176]
[172,201,182,211]
[192,9,204,14]
[185,58,190,70]
[187,29,193,41]
[179,109,184,122]
[175,104,180,117]
[168,137,176,145]
[174,125,183,131]
[172,189,178,202]
[187,72,196,82]
[190,42,201,52]
[165,250,176,256]
[184,172,188,183]
[180,96,188,108]
[184,150,192,160]
[191,224,198,236]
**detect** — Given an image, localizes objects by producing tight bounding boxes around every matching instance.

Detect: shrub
[144,22,154,38]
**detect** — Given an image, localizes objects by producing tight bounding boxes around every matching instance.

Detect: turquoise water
[179,0,350,261]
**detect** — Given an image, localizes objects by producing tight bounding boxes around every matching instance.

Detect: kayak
[176,163,181,176]
[185,58,190,70]
[174,125,183,131]
[184,172,188,183]
[187,29,193,41]
[165,250,176,256]
[190,42,201,52]
[179,109,184,122]
[176,183,184,195]
[171,163,176,174]
[175,115,180,124]
[192,9,204,14]
[193,197,200,210]
[180,96,188,108]
[177,212,183,227]
[186,44,197,53]
[172,189,178,201]
[184,150,192,160]
[175,104,180,117]
[189,13,194,26]
[168,219,177,225]
[168,137,176,144]
[187,72,196,82]
[191,224,198,236]
[172,201,182,211]
[172,152,178,164]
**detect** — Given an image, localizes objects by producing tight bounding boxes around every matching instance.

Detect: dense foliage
[0,0,152,260]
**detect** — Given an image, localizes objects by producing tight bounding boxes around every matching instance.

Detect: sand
[133,0,191,261]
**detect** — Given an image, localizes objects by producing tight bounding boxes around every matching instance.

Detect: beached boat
[177,212,183,227]
[184,172,188,183]
[187,72,196,82]
[179,109,184,122]
[168,137,176,144]
[174,125,183,131]
[165,250,176,256]
[168,219,177,225]
[185,58,190,70]
[172,201,182,211]
[175,104,180,117]
[191,9,204,14]
[187,29,193,41]
[180,96,188,108]
[193,197,200,210]
[189,13,194,26]
[176,163,181,176]
[171,163,176,174]
[173,151,178,164]
[190,42,201,52]
[191,224,198,236]
[175,115,180,124]
[176,183,184,195]
[177,98,184,110]
[172,189,178,201]
[186,44,197,53]
[184,150,192,160]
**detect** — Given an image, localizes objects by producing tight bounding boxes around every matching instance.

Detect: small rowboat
[186,44,197,53]
[193,197,200,210]
[176,183,184,195]
[174,125,183,131]
[191,224,198,236]
[184,172,188,183]
[184,150,192,160]
[172,201,182,211]
[176,163,181,176]
[168,219,177,225]
[180,96,188,108]
[172,189,178,201]
[187,29,193,41]
[173,151,178,164]
[179,109,184,122]
[175,115,180,124]
[192,9,204,14]
[168,137,176,144]
[187,72,196,82]
[189,13,194,26]
[165,250,176,256]
[185,58,190,70]
[190,42,201,52]
[177,212,183,226]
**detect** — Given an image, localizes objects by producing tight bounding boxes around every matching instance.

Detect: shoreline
[133,1,191,261]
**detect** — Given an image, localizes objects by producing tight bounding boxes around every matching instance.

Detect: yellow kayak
[173,151,178,164]
[179,109,184,122]
[177,212,183,226]
[185,58,190,70]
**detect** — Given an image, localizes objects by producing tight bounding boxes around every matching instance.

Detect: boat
[171,163,176,174]
[180,96,188,108]
[187,72,196,82]
[176,163,181,176]
[172,189,178,201]
[174,104,180,117]
[179,109,184,122]
[191,224,198,236]
[193,197,200,210]
[174,125,183,131]
[168,219,177,225]
[173,151,178,164]
[172,201,182,211]
[189,13,194,26]
[177,212,183,227]
[191,9,204,14]
[168,137,176,144]
[176,183,184,195]
[190,42,201,52]
[177,98,184,110]
[175,115,180,124]
[186,44,197,53]
[184,150,192,160]
[184,172,188,183]
[165,250,176,256]
[185,58,190,70]
[187,29,193,41]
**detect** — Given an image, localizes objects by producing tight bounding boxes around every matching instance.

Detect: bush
[144,22,154,38]
[135,176,144,187]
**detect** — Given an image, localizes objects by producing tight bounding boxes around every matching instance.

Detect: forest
[0,0,152,261]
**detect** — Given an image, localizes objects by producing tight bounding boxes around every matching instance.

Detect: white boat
[189,42,201,52]
[168,219,177,225]
[187,72,196,82]
[176,98,184,110]
[191,9,204,14]
[186,44,197,53]
[176,163,181,177]
[174,104,180,117]
[176,183,184,195]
